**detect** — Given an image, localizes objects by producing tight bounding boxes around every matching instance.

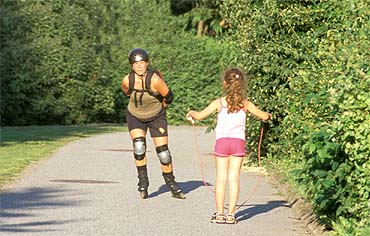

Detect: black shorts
[126,108,168,137]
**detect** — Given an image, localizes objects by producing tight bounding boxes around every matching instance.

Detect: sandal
[225,214,237,224]
[210,212,226,224]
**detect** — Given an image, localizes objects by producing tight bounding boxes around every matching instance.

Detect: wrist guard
[164,90,174,104]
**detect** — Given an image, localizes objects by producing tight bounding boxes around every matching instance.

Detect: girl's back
[215,97,246,141]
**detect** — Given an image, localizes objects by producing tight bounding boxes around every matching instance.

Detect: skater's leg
[162,171,185,199]
[152,136,172,173]
[130,129,149,199]
[130,129,147,164]
[153,136,185,199]
[136,165,149,199]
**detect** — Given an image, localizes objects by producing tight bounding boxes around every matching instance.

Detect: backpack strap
[128,69,155,94]
[144,69,155,91]
[146,69,165,102]
[128,69,162,102]
[128,71,135,94]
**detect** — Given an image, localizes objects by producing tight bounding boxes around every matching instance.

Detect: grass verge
[0,124,127,187]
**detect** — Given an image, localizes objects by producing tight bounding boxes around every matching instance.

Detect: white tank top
[215,99,246,140]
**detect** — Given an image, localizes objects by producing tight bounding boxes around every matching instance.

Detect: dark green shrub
[1,0,120,125]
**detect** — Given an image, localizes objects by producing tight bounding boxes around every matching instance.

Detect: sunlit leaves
[220,0,370,234]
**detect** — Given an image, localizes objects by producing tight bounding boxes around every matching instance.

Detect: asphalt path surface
[1,126,309,236]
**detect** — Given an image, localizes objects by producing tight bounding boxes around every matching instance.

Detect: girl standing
[186,67,271,223]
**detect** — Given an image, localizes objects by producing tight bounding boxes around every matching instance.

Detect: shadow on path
[0,187,84,233]
[235,200,290,222]
[0,220,74,233]
[148,180,212,198]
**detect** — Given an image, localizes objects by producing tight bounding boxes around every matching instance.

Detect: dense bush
[220,0,369,234]
[0,0,122,124]
[1,0,230,125]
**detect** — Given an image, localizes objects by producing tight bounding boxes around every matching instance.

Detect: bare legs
[215,155,244,215]
[227,157,243,215]
[215,157,228,214]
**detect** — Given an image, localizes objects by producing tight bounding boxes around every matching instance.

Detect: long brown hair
[222,67,247,113]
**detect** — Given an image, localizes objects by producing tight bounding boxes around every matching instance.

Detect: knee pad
[156,145,172,165]
[133,137,146,160]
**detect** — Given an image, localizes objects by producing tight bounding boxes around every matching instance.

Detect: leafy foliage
[170,0,223,36]
[220,0,370,234]
[1,0,230,125]
[1,0,119,124]
[1,1,369,234]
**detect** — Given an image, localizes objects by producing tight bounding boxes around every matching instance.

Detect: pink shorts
[214,138,246,157]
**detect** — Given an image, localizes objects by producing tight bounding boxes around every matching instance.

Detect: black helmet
[128,48,149,64]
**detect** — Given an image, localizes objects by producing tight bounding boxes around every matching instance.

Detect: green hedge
[220,0,370,235]
[1,0,231,125]
[1,0,121,124]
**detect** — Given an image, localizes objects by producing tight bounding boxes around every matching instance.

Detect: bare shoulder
[151,73,164,85]
[150,72,169,95]
[211,97,222,105]
[243,99,255,111]
[122,74,129,82]
[242,99,249,107]
[121,74,130,94]
[210,97,222,111]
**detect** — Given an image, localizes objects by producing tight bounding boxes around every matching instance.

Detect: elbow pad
[164,90,174,104]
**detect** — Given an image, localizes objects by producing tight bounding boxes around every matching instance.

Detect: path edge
[266,168,331,236]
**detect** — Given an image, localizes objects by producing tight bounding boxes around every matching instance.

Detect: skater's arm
[121,75,130,96]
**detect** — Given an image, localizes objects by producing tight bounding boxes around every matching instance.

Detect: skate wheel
[140,191,148,199]
[172,192,186,199]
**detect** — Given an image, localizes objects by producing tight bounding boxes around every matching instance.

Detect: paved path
[0,126,309,236]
